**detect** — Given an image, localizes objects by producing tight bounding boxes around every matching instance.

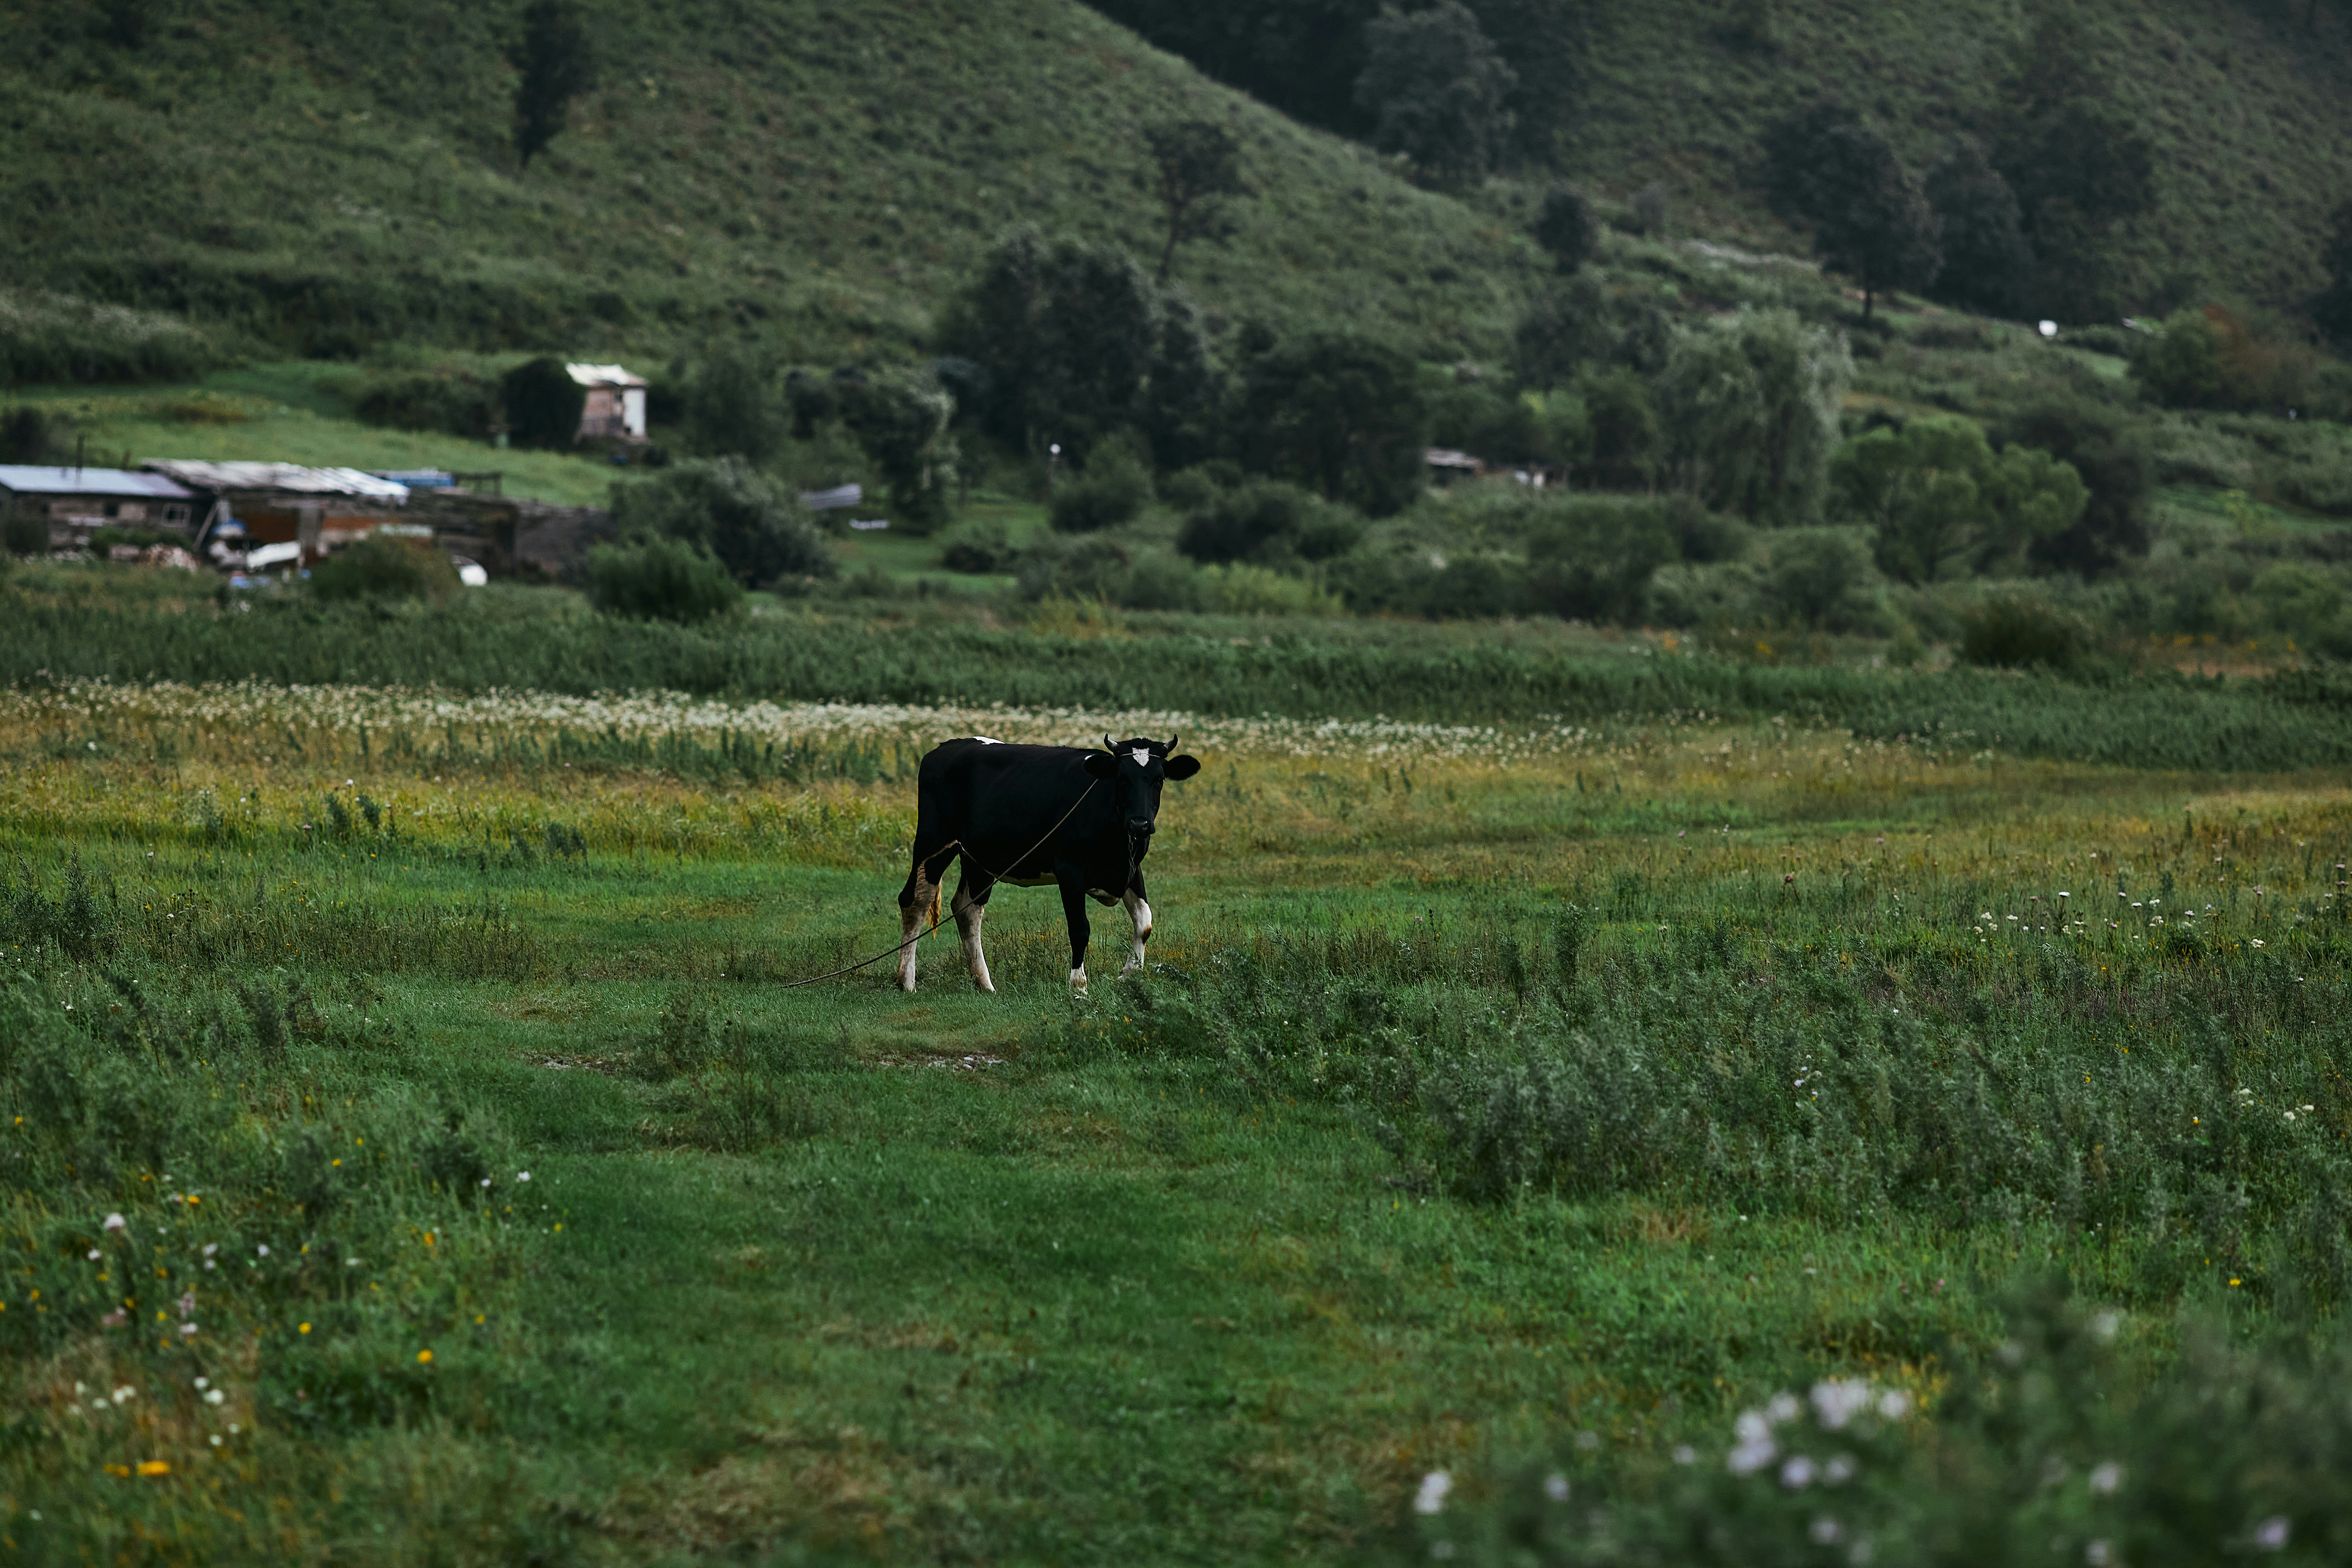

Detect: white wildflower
[1413,1471,1452,1515]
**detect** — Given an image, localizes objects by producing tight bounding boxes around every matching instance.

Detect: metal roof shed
[567,363,648,441]
[0,465,198,547]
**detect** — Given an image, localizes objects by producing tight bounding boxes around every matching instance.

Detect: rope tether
[776,779,1101,989]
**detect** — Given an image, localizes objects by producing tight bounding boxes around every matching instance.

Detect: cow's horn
[1166,733,1179,754]
[1104,733,1118,752]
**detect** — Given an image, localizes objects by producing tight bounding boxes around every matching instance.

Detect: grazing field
[4,672,2351,1563]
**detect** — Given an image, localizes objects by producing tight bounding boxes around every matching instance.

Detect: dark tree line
[1087,0,1596,180]
[1759,13,2157,324]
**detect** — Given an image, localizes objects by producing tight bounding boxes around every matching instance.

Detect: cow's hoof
[1068,968,1088,990]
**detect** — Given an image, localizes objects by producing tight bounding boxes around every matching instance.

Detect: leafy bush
[1389,1287,2352,1568]
[308,535,461,603]
[585,535,743,622]
[1995,398,2156,575]
[501,356,584,449]
[2132,305,2319,413]
[4,506,48,556]
[1958,590,2100,672]
[939,520,1015,574]
[1522,497,1683,623]
[354,370,499,439]
[0,404,63,462]
[1830,415,2087,583]
[0,289,215,385]
[608,458,834,586]
[1760,527,1880,630]
[1177,478,1359,564]
[1049,443,1152,533]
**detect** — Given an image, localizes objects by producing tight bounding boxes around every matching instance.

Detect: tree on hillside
[1656,309,1850,526]
[1763,106,1940,321]
[1533,186,1598,271]
[2312,201,2352,349]
[1235,333,1427,515]
[502,357,583,449]
[1994,399,2154,575]
[936,228,1207,462]
[837,369,961,533]
[1511,270,1614,389]
[1991,12,2155,321]
[609,459,832,586]
[1353,2,1517,185]
[1925,140,2034,318]
[1462,0,1593,163]
[1143,120,1248,280]
[511,0,595,170]
[1829,415,2086,583]
[684,345,784,466]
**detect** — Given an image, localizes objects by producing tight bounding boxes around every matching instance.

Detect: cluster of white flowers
[1726,1381,1909,1478]
[0,679,1621,764]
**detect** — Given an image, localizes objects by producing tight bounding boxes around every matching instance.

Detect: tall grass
[7,592,2352,771]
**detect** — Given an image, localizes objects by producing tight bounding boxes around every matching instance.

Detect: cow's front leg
[951,864,995,994]
[1120,877,1153,978]
[1057,873,1092,990]
[897,869,933,992]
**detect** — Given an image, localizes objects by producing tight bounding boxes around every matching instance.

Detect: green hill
[1568,0,2352,314]
[1095,0,2352,321]
[0,0,1543,367]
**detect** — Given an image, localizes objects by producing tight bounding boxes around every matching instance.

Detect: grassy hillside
[0,0,1541,367]
[1556,0,2352,314]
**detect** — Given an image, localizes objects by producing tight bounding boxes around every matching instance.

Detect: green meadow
[4,607,2350,1563]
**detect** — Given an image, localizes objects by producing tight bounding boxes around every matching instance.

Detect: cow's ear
[1083,751,1119,779]
[1162,754,1201,781]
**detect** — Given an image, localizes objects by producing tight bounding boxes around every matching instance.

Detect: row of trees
[1760,16,2158,324]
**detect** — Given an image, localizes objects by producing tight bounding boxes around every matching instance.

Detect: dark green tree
[1991,13,2155,321]
[2312,200,2352,349]
[1464,0,1592,163]
[501,357,584,449]
[585,535,744,622]
[1925,139,2034,318]
[511,0,595,170]
[1235,333,1427,515]
[1143,120,1248,279]
[1511,270,1614,390]
[1995,399,2154,575]
[1533,186,1598,271]
[936,229,1196,460]
[1763,106,1940,322]
[684,345,785,466]
[837,369,960,533]
[1352,2,1517,184]
[608,459,834,586]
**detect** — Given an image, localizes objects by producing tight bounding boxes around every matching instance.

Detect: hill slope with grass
[1095,0,2352,322]
[1566,0,2352,314]
[0,0,1541,370]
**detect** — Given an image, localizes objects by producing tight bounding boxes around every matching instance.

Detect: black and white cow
[896,734,1200,991]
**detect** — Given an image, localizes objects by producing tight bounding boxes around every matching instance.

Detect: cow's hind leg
[1057,872,1092,990]
[951,861,996,994]
[1120,876,1153,978]
[896,843,954,992]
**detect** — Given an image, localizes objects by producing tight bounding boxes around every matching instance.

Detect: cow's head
[1083,734,1200,841]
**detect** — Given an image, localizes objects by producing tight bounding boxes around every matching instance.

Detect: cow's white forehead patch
[1130,747,1150,765]
[972,735,1000,744]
